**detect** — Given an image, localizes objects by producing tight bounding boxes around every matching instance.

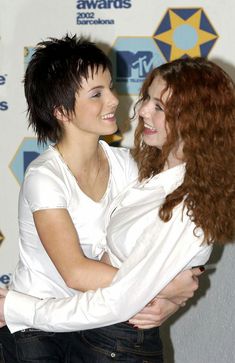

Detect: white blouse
[5,164,212,333]
[9,140,138,298]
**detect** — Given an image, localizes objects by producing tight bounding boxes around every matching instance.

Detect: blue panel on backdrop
[9,138,50,185]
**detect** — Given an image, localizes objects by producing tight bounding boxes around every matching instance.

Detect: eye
[155,103,164,111]
[91,91,101,98]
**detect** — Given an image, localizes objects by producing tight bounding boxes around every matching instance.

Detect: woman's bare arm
[33,209,117,291]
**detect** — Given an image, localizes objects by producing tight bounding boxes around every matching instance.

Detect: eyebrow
[89,80,113,91]
[88,85,104,92]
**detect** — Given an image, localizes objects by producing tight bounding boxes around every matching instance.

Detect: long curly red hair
[131,57,235,244]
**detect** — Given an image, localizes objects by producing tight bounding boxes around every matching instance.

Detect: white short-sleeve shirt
[5,163,212,333]
[10,140,138,299]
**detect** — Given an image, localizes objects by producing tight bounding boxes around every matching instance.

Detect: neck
[163,149,184,171]
[55,141,102,194]
[56,133,100,171]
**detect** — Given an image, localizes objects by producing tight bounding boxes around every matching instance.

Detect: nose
[139,101,151,118]
[108,90,119,108]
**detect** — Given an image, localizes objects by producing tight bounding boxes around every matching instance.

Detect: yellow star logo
[154,8,218,61]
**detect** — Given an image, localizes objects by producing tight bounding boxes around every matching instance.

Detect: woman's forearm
[4,212,212,333]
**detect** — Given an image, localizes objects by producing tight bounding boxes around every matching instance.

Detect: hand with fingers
[157,267,205,306]
[128,267,205,329]
[128,297,179,329]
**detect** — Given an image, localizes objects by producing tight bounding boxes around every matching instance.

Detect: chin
[144,141,163,150]
[143,138,156,147]
[103,125,118,135]
[144,136,164,148]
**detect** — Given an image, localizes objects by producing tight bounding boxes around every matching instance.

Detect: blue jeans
[13,329,81,363]
[73,322,163,362]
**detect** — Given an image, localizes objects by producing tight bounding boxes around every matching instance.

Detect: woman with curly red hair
[1,57,234,362]
[132,56,235,245]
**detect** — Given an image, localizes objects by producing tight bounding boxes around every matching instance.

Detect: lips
[143,122,157,135]
[102,113,116,122]
[102,113,115,119]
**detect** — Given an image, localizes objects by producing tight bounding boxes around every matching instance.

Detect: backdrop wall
[0,1,234,362]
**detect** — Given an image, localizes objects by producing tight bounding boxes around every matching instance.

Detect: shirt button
[110,352,116,358]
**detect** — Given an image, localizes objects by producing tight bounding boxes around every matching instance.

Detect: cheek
[88,103,102,115]
[82,106,99,121]
[153,114,166,129]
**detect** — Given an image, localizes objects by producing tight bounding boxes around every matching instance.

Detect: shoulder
[100,140,136,168]
[100,140,138,182]
[25,147,60,179]
[21,148,69,210]
[23,147,64,190]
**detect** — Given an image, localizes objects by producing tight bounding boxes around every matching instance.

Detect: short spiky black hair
[24,34,112,144]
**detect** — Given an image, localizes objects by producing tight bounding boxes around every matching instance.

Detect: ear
[53,106,69,123]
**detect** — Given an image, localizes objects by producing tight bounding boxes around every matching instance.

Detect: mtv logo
[110,37,165,95]
[116,51,153,78]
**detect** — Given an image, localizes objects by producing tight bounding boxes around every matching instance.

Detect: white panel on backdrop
[0,1,234,362]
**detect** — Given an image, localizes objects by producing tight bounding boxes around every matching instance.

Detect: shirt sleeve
[5,204,212,333]
[23,167,68,212]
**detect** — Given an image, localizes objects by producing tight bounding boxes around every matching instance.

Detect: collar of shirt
[139,163,186,196]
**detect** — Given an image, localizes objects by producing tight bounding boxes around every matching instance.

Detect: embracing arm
[3,206,212,333]
[101,253,204,328]
[33,208,117,291]
[23,168,117,292]
[36,209,199,329]
[35,209,199,313]
[130,267,204,328]
[0,268,202,330]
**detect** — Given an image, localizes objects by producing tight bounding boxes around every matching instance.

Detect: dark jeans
[72,322,164,362]
[0,324,163,362]
[14,329,80,363]
[0,326,18,363]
